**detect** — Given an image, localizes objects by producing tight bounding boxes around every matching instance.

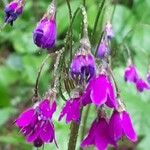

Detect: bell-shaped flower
[59,97,82,124]
[124,65,139,83]
[109,110,137,142]
[81,116,116,150]
[82,74,117,108]
[15,99,57,147]
[136,78,150,92]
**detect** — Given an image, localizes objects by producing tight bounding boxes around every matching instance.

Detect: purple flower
[82,74,117,108]
[109,110,137,142]
[70,52,96,82]
[15,99,57,147]
[105,22,114,39]
[97,40,109,59]
[81,117,116,150]
[33,17,57,49]
[59,98,81,123]
[136,79,150,92]
[147,73,150,84]
[124,65,139,83]
[4,0,25,25]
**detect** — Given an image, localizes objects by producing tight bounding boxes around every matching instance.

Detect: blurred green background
[0,0,150,149]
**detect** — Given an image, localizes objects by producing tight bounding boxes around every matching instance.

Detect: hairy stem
[68,108,83,150]
[80,105,91,150]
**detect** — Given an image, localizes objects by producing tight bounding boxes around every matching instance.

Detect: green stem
[91,0,105,44]
[80,105,91,150]
[66,0,73,62]
[33,54,50,101]
[68,108,83,150]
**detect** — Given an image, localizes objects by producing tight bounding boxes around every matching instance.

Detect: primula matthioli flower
[4,0,25,25]
[15,99,57,147]
[82,74,117,108]
[33,2,57,49]
[135,78,150,92]
[81,116,116,150]
[109,110,137,142]
[59,97,81,123]
[97,40,109,59]
[70,50,96,82]
[105,22,114,39]
[124,65,139,83]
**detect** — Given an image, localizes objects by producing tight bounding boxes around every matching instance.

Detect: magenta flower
[97,40,109,59]
[136,79,150,92]
[82,74,117,108]
[59,98,81,123]
[124,65,139,83]
[70,51,96,82]
[4,0,25,25]
[81,117,116,150]
[105,22,114,39]
[15,99,57,147]
[33,17,57,49]
[109,110,137,142]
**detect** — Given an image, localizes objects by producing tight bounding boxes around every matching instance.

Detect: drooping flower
[82,74,117,108]
[104,22,114,39]
[109,110,137,142]
[33,2,57,50]
[81,116,116,150]
[59,97,81,123]
[135,78,150,92]
[97,40,109,59]
[15,99,57,147]
[4,0,25,25]
[70,50,96,82]
[124,65,139,83]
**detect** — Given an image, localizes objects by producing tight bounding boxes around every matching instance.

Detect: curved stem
[66,0,73,62]
[83,0,86,7]
[33,54,50,100]
[107,66,120,97]
[91,0,105,44]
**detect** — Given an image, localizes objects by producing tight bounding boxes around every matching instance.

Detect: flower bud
[33,1,57,50]
[70,50,96,82]
[105,22,114,40]
[4,0,25,25]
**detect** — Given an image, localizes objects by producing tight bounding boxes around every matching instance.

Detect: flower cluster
[124,59,150,92]
[11,0,140,149]
[15,99,57,147]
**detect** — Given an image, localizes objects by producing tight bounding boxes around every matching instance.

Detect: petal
[105,79,117,108]
[39,99,56,119]
[15,108,35,127]
[81,120,98,147]
[136,79,150,92]
[26,121,43,142]
[122,111,137,142]
[95,118,113,150]
[40,121,55,142]
[90,75,108,106]
[109,111,123,141]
